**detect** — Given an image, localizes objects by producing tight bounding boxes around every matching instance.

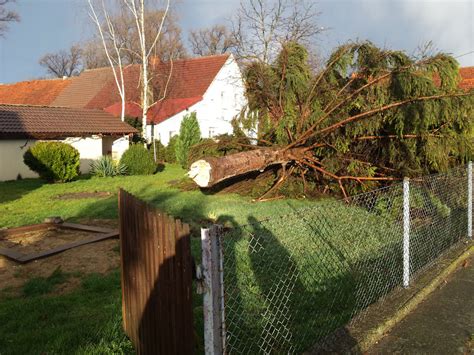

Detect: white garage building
[0,104,136,181]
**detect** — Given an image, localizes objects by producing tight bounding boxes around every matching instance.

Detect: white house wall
[0,139,39,181]
[149,55,247,146]
[64,136,103,173]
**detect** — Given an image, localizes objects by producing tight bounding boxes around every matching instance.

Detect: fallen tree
[188,42,474,198]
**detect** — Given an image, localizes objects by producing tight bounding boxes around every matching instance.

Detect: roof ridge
[82,54,231,72]
[0,103,110,112]
[0,77,72,86]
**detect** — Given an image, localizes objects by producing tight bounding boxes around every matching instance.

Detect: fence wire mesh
[221,165,470,354]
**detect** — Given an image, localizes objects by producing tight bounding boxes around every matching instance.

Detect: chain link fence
[217,164,471,354]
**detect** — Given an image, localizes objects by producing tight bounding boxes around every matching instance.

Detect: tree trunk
[188,147,304,188]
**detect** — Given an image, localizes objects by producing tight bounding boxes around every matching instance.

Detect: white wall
[0,139,39,181]
[111,136,130,159]
[64,136,103,173]
[0,135,131,181]
[148,55,247,145]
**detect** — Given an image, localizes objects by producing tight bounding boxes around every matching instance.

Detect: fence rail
[202,163,473,354]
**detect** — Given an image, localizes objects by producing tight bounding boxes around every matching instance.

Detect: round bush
[23,141,80,182]
[120,144,156,175]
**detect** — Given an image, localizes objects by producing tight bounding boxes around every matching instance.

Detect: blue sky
[0,0,472,83]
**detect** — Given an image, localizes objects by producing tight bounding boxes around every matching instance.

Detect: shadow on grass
[0,178,45,204]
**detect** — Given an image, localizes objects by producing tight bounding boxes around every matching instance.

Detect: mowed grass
[0,164,317,354]
[0,164,312,229]
[1,164,441,353]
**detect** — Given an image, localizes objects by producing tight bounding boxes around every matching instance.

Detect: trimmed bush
[165,135,179,163]
[90,156,127,177]
[23,141,80,182]
[119,144,156,175]
[175,112,201,168]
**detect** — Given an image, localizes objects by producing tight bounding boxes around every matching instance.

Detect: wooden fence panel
[119,189,194,354]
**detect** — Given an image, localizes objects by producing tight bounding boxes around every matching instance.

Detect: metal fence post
[201,225,225,355]
[403,177,410,288]
[468,161,472,239]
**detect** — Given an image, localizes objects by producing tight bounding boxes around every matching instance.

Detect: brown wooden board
[0,231,118,263]
[119,189,194,354]
[0,222,119,263]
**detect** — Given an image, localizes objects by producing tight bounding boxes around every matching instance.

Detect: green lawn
[0,164,316,354]
[0,164,312,230]
[0,164,461,353]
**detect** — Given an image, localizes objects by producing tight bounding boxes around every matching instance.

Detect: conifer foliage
[176,112,201,168]
[224,41,474,197]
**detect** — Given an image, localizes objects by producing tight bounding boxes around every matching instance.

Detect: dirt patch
[55,191,112,200]
[0,219,120,295]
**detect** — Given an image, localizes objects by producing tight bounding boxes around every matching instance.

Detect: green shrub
[175,112,201,168]
[119,144,156,175]
[165,135,179,163]
[23,141,80,182]
[125,117,145,144]
[149,140,166,162]
[90,156,127,177]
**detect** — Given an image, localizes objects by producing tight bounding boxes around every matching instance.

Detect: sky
[0,0,472,84]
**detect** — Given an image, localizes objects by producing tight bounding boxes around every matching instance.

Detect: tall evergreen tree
[176,112,201,168]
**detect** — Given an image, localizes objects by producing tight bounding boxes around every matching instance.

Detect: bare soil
[0,219,120,295]
[55,191,112,200]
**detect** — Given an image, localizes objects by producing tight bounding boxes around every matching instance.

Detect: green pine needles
[238,40,474,196]
[175,112,201,168]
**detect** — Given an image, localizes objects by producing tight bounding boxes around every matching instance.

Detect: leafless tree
[91,6,185,64]
[189,24,237,56]
[123,0,171,141]
[88,0,127,121]
[80,39,110,69]
[38,45,83,78]
[231,0,325,63]
[0,0,19,36]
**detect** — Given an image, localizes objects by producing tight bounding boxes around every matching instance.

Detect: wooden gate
[118,189,194,354]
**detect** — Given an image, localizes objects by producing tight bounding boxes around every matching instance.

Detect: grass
[0,164,316,354]
[0,164,465,353]
[0,270,133,354]
[0,164,312,230]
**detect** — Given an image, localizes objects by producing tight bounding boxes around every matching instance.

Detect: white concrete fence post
[403,177,411,288]
[468,161,472,239]
[201,225,225,355]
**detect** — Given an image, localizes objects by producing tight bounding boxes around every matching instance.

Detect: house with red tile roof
[0,104,136,180]
[459,66,474,91]
[0,54,247,146]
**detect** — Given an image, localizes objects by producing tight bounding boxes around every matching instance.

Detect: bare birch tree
[88,0,127,121]
[123,0,170,141]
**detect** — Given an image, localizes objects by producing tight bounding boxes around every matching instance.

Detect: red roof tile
[51,68,114,108]
[0,79,72,106]
[86,54,230,110]
[104,96,203,124]
[0,104,136,139]
[459,66,474,90]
